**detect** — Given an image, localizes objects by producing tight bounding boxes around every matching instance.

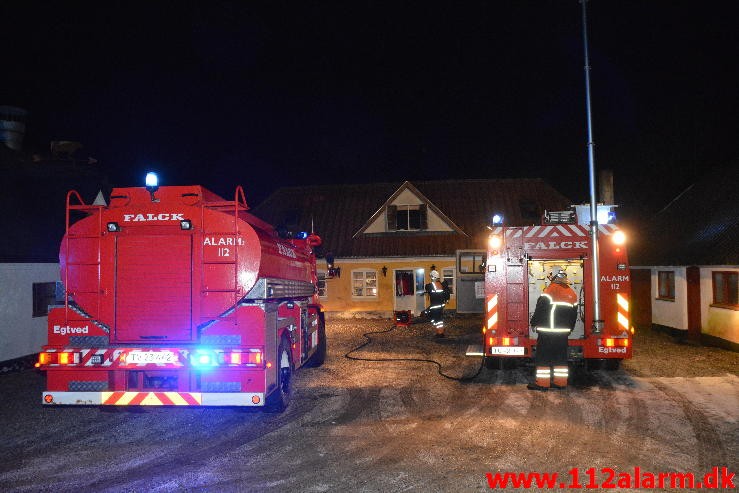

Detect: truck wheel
[306,314,327,367]
[603,359,621,371]
[266,337,294,413]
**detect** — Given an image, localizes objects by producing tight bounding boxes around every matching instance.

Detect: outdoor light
[488,234,503,250]
[107,222,121,232]
[180,219,192,230]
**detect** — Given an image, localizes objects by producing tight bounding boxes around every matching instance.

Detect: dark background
[2,1,737,218]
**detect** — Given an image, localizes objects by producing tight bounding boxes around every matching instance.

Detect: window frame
[442,267,455,296]
[351,269,378,299]
[33,281,60,318]
[386,204,427,232]
[458,251,485,275]
[656,270,675,301]
[316,271,328,299]
[711,270,738,310]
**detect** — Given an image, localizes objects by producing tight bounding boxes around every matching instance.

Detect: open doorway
[394,268,426,315]
[527,260,585,339]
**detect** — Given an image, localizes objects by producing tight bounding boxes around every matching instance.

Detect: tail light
[36,351,79,367]
[190,349,263,368]
[599,338,629,347]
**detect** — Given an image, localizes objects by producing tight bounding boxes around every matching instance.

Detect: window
[458,252,485,274]
[317,272,328,298]
[657,271,675,300]
[33,281,62,317]
[712,271,738,308]
[387,204,427,231]
[442,268,455,295]
[352,270,378,298]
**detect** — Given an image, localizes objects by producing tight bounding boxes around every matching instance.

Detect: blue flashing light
[145,172,159,189]
[190,349,217,368]
[596,208,616,225]
[296,231,308,239]
[492,214,504,225]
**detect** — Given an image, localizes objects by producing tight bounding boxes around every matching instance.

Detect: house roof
[251,179,571,258]
[0,153,109,262]
[632,164,739,266]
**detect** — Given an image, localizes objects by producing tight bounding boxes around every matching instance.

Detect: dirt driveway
[0,316,737,492]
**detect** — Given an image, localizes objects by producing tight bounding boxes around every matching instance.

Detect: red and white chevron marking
[102,391,202,406]
[486,294,498,331]
[616,293,630,331]
[490,224,619,237]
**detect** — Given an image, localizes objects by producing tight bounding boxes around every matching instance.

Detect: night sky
[2,1,737,220]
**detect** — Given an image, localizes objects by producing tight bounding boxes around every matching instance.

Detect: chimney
[0,106,28,151]
[599,169,614,204]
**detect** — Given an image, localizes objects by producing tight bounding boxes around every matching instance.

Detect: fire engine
[469,205,632,369]
[37,174,326,411]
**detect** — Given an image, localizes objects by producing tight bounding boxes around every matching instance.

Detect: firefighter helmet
[549,265,568,282]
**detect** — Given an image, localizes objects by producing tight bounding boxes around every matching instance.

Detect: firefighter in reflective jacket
[528,266,578,391]
[425,270,450,338]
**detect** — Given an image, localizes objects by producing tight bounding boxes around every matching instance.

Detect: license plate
[490,346,525,356]
[125,351,178,364]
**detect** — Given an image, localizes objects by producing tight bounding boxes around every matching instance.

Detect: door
[115,235,193,342]
[686,266,702,341]
[630,268,652,329]
[456,250,485,313]
[394,269,425,315]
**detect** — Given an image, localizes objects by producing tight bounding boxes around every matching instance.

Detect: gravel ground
[0,314,736,492]
[337,313,739,379]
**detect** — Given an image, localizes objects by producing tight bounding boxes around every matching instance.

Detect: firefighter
[528,266,578,391]
[425,270,450,338]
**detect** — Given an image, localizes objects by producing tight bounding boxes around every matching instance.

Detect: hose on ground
[344,324,485,382]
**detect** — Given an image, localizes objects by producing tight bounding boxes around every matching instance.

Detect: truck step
[465,344,484,356]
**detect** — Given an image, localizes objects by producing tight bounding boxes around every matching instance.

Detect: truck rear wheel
[266,337,294,413]
[306,313,326,367]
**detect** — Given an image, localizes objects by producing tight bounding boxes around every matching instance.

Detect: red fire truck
[37,174,326,411]
[470,205,632,369]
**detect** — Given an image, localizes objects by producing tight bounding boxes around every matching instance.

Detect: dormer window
[387,204,427,231]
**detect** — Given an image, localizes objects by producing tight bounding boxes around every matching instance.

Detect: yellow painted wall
[319,259,457,315]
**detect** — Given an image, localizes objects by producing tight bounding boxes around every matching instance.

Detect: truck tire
[306,313,327,367]
[266,337,294,413]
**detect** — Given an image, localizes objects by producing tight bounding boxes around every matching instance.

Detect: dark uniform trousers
[425,281,448,335]
[530,283,577,387]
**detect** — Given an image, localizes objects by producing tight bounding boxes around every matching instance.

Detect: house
[0,144,108,367]
[630,164,738,351]
[252,179,570,318]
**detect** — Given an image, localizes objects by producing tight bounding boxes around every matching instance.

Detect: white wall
[0,263,59,361]
[700,266,739,344]
[651,266,688,331]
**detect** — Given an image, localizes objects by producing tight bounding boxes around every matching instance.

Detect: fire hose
[344,324,485,382]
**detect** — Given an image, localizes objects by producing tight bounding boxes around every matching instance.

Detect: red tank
[39,182,326,411]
